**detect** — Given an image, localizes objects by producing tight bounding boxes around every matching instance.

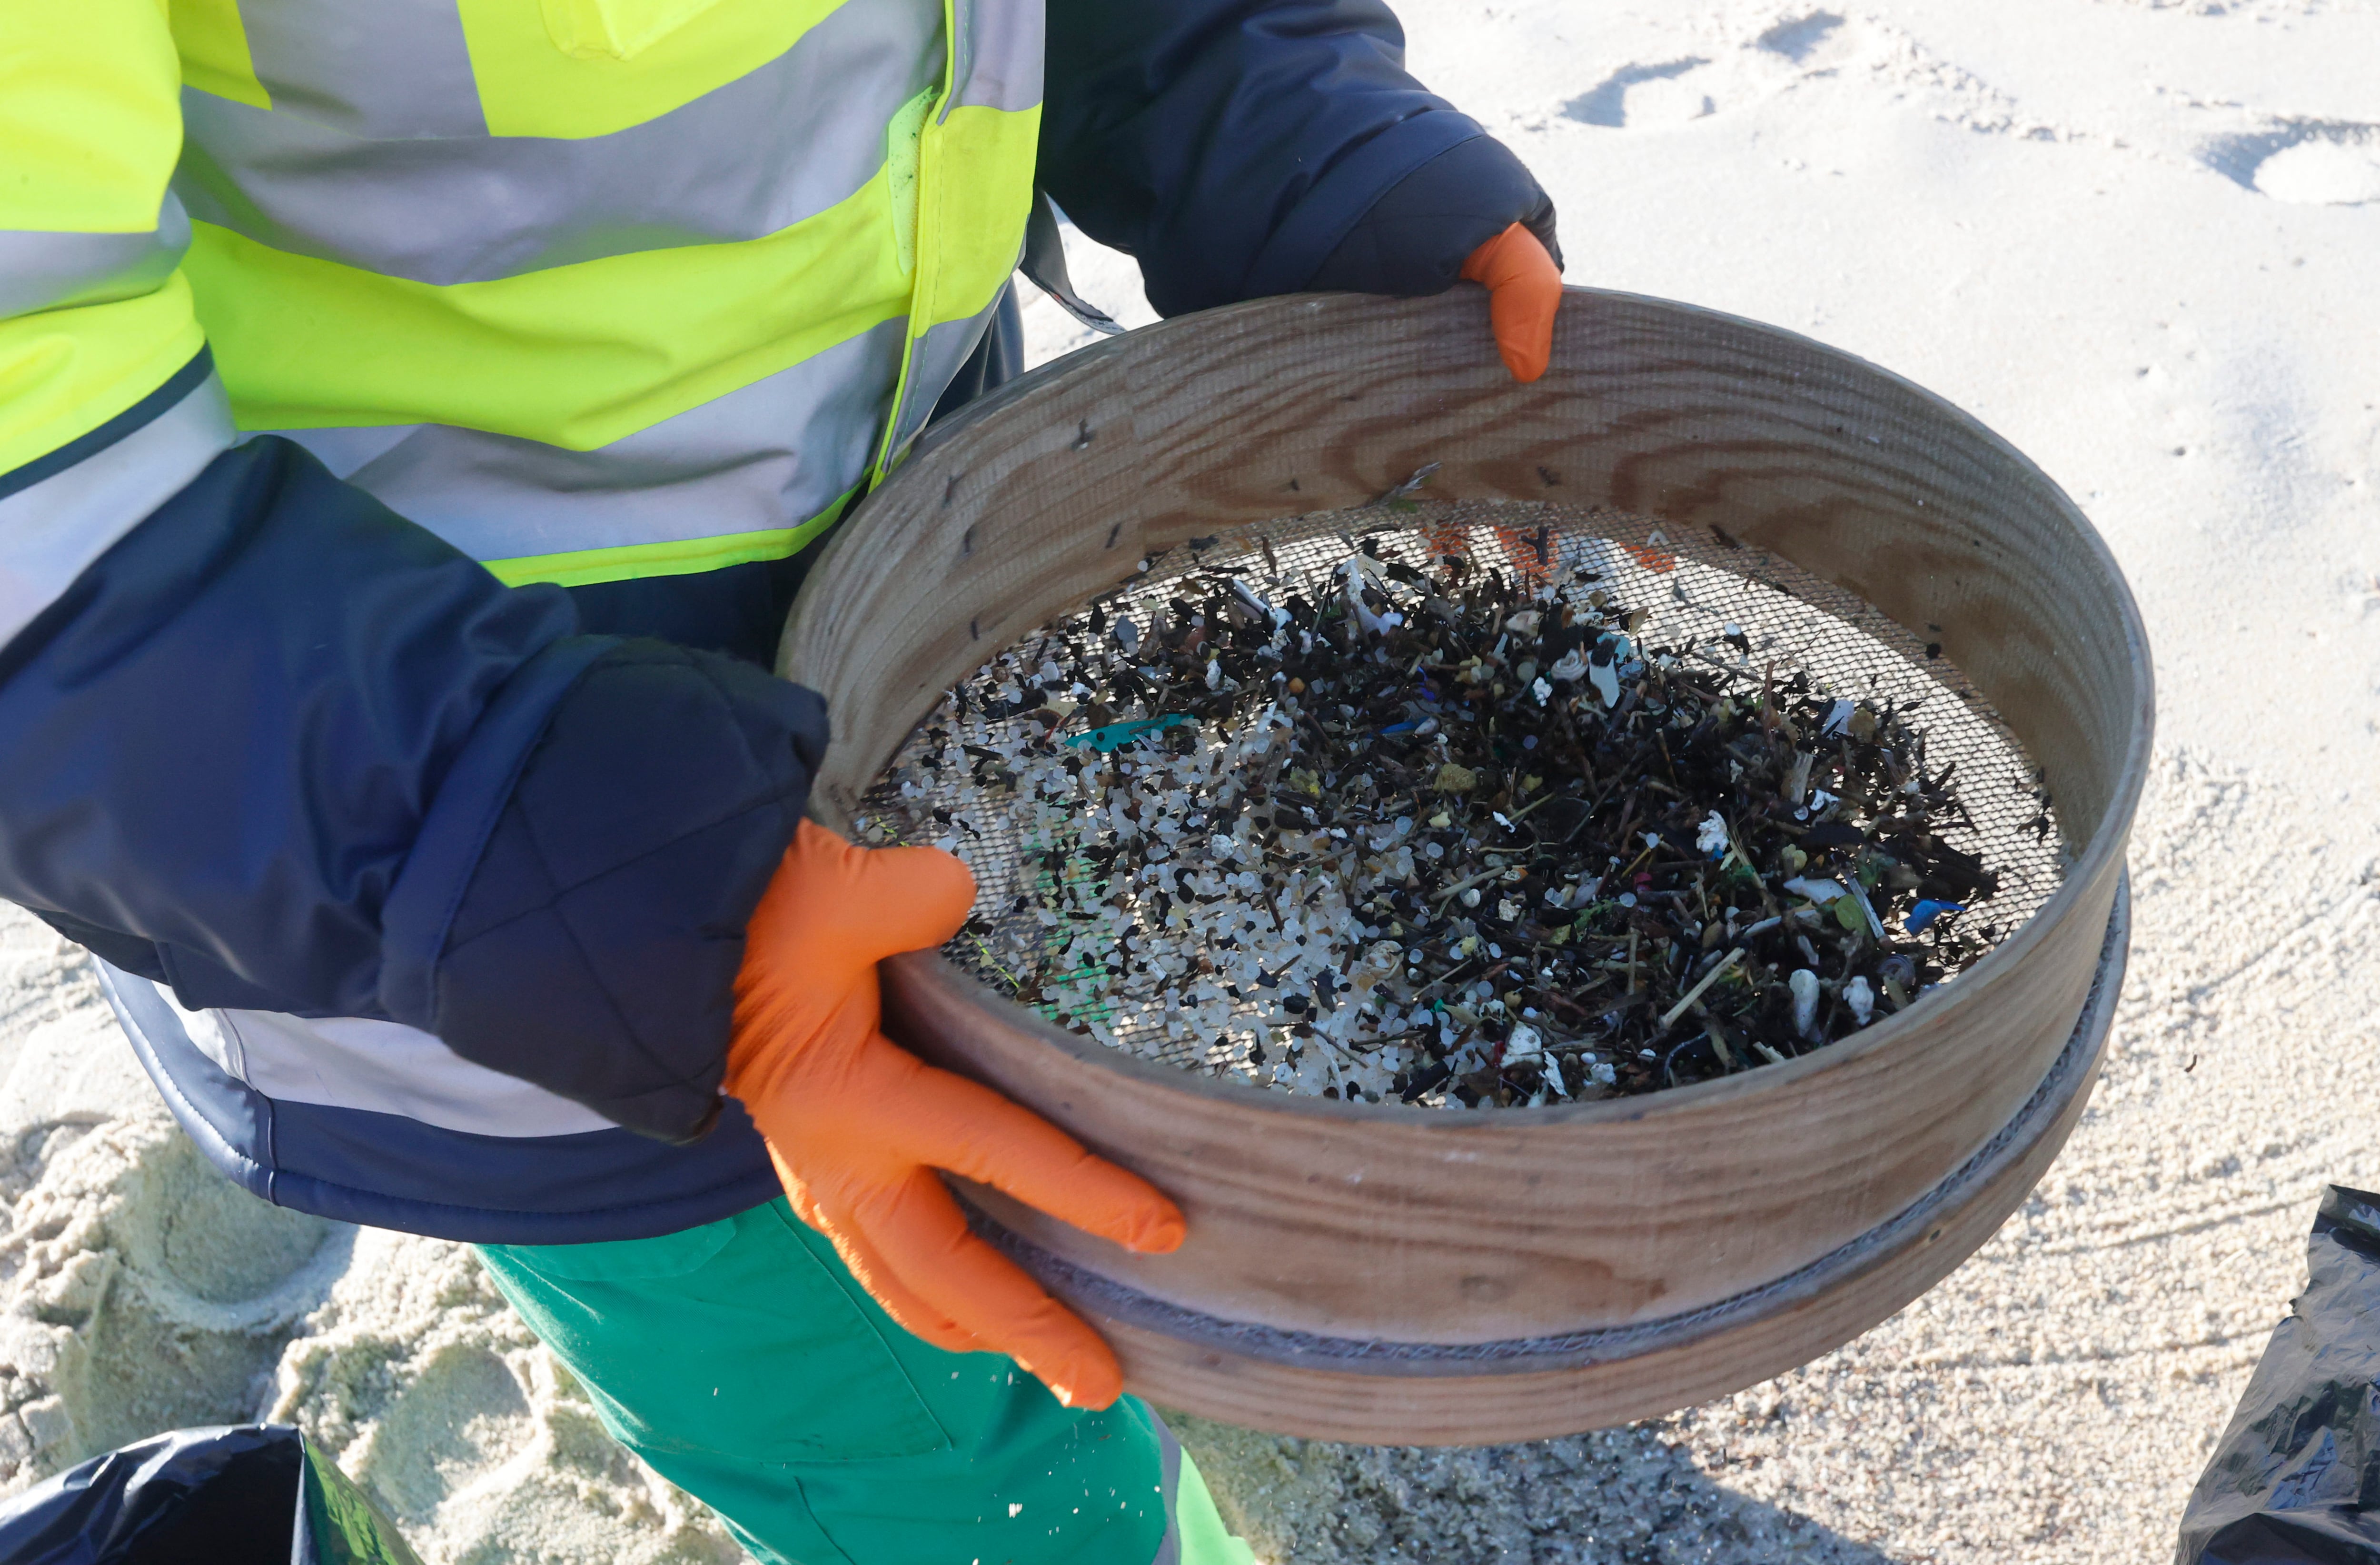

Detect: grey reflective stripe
[240,0,487,139]
[886,298,1003,457]
[180,0,943,286]
[0,196,193,318]
[0,374,234,650]
[274,422,416,481]
[948,0,1043,113]
[278,316,905,562]
[152,980,615,1138]
[1150,1412,1186,1565]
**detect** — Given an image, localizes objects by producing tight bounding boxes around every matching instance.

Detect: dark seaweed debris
[865,531,2023,1107]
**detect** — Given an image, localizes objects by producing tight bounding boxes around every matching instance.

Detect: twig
[1660,947,1744,1028]
[1431,868,1504,911]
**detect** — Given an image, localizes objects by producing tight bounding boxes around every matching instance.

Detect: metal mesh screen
[859,498,2063,1087]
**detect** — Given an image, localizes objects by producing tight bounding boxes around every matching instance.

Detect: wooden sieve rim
[787,286,2154,1128]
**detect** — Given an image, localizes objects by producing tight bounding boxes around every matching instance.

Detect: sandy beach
[4,2,2376,1560]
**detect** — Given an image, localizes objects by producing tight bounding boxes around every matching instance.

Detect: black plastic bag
[2178,1186,2380,1564]
[0,1423,420,1565]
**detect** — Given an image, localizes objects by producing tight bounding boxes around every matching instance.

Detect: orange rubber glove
[724,821,1185,1409]
[1460,221,1563,384]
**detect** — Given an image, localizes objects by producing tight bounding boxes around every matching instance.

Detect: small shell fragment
[1789,968,1822,1039]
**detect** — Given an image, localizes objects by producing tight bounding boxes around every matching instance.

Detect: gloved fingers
[729,975,888,1099]
[1458,222,1562,384]
[760,1131,986,1355]
[854,1170,1128,1409]
[793,820,979,955]
[765,1142,850,1248]
[893,1058,1187,1255]
[813,1211,987,1357]
[731,826,974,1067]
[763,1141,817,1224]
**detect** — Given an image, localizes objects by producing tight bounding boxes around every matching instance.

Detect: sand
[3,2,2377,1560]
[0,909,743,1561]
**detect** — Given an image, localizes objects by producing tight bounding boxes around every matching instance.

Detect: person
[0,0,1560,1558]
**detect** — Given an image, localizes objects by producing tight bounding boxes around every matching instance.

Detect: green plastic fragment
[1068,713,1193,752]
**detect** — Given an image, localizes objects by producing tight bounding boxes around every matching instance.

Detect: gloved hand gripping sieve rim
[725,821,1186,1410]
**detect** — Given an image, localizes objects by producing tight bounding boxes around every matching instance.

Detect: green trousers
[476,1197,1251,1565]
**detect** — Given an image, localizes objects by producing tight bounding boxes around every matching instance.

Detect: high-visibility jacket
[0,0,1551,1242]
[7,0,1038,594]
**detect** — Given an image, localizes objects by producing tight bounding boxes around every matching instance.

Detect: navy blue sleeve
[1306,132,1560,297]
[1039,0,1555,315]
[0,422,822,1142]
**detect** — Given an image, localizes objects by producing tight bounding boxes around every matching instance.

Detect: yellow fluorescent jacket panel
[2,0,1041,586]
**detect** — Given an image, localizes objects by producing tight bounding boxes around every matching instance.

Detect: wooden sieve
[780,288,2151,1443]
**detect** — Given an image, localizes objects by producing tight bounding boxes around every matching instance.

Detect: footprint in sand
[1753,10,1847,64]
[2206,122,2380,205]
[142,1142,343,1309]
[351,1340,536,1525]
[0,1118,353,1480]
[2254,134,2380,205]
[1562,11,1858,129]
[1563,57,1715,127]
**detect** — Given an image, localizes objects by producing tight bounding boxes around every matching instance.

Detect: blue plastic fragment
[1906,898,1965,934]
[1068,713,1193,752]
[1383,721,1418,734]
